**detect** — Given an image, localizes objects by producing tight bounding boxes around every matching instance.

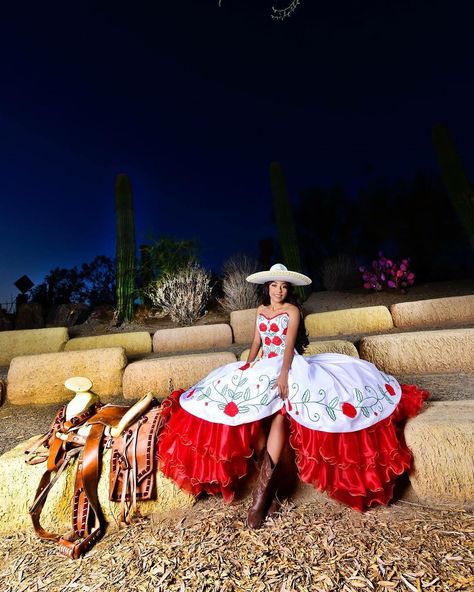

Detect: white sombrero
[246,263,312,286]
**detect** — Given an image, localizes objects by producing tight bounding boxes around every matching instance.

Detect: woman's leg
[266,413,288,464]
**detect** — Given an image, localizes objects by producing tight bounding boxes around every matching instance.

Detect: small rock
[46,303,90,327]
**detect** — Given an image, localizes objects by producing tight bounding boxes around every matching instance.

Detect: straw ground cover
[1,496,472,591]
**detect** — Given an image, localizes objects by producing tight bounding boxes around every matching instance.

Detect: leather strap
[29,447,82,541]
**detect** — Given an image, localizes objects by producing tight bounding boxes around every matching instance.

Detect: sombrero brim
[246,270,312,286]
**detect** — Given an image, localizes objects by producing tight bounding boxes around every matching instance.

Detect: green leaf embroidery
[302,390,310,403]
[361,407,369,418]
[244,388,251,401]
[221,384,228,397]
[329,396,339,409]
[362,397,378,408]
[239,406,250,413]
[327,407,336,421]
[355,389,363,402]
[217,403,226,411]
[261,394,269,405]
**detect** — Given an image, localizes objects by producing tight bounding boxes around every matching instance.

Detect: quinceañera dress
[158,311,429,511]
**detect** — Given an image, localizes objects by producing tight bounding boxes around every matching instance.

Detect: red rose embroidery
[342,402,357,418]
[269,323,279,332]
[264,336,271,345]
[272,335,282,346]
[283,328,288,335]
[259,323,267,331]
[239,362,250,371]
[385,384,396,396]
[268,352,278,358]
[224,402,239,417]
[186,389,195,399]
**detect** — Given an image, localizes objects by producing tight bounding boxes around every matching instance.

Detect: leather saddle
[26,393,169,559]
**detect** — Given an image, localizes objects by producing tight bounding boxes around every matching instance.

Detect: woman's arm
[274,307,300,399]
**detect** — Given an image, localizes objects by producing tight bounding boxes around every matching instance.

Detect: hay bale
[7,347,127,405]
[359,328,474,374]
[405,401,474,505]
[0,437,194,535]
[304,340,359,357]
[305,306,393,338]
[65,332,152,357]
[123,352,237,399]
[0,327,69,366]
[390,295,474,328]
[153,324,232,354]
[239,340,359,361]
[230,309,257,344]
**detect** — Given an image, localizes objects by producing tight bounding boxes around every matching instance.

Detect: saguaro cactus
[269,162,306,298]
[432,123,474,248]
[115,174,136,323]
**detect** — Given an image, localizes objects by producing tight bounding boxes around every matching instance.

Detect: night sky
[1,0,473,304]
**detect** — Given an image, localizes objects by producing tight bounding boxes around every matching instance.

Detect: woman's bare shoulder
[285,303,300,316]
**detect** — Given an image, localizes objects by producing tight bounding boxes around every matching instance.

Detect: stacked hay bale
[0,327,69,366]
[7,347,128,404]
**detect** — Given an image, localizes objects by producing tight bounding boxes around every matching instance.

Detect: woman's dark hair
[261,282,309,355]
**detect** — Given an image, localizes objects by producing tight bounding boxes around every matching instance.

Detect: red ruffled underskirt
[157,384,430,510]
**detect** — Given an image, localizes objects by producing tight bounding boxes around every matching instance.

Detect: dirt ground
[0,495,473,591]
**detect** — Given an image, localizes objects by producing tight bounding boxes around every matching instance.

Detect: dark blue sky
[1,0,473,303]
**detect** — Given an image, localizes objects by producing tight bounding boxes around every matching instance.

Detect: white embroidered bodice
[257,312,289,358]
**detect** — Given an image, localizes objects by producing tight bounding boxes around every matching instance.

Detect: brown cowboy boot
[247,450,277,529]
[267,443,299,518]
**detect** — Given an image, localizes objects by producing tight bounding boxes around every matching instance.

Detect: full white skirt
[179,352,401,433]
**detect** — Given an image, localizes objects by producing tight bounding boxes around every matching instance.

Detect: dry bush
[144,265,213,326]
[321,254,360,291]
[220,254,260,312]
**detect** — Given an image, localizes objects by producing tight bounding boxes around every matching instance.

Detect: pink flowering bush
[359,252,415,291]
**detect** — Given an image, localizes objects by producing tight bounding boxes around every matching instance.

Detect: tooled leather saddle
[26,394,169,559]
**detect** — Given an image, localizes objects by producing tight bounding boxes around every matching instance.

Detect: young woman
[157,264,429,528]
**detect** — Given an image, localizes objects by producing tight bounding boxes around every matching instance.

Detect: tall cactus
[115,174,136,323]
[269,162,306,299]
[432,123,474,249]
[139,244,153,306]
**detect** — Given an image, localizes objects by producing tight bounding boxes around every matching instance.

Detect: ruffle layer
[289,383,430,511]
[157,384,429,510]
[157,390,264,502]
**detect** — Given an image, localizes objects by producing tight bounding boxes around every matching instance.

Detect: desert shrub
[220,254,259,312]
[321,254,360,291]
[141,236,199,279]
[144,265,212,326]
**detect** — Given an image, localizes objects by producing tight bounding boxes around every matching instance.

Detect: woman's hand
[273,370,289,400]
